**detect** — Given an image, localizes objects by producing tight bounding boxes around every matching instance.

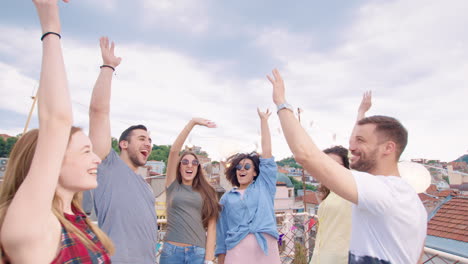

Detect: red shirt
[51,208,111,264]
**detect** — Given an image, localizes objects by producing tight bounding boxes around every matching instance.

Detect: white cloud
[140,0,211,34]
[1,0,467,163]
[252,0,468,161]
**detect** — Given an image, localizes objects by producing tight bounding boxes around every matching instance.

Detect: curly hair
[225,152,260,187]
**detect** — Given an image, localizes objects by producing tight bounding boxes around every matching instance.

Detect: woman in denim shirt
[216,109,280,264]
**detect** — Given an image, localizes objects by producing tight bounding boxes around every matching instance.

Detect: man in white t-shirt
[267,69,426,264]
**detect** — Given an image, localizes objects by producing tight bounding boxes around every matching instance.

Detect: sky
[1,0,467,162]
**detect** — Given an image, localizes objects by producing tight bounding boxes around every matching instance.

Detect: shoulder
[100,149,120,167]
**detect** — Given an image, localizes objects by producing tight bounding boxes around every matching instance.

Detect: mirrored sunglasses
[181,159,199,166]
[236,163,252,171]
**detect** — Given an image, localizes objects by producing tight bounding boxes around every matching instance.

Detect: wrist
[274,98,286,106]
[100,65,115,72]
[276,102,293,114]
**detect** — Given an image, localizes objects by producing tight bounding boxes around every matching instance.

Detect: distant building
[275,173,296,215]
[425,194,468,259]
[146,160,165,175]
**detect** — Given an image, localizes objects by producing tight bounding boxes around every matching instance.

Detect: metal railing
[155,213,468,264]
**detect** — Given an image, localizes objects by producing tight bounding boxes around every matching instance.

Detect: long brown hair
[0,127,114,255]
[176,151,221,228]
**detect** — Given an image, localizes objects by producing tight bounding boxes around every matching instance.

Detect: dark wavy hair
[317,146,350,201]
[176,151,221,228]
[225,152,260,187]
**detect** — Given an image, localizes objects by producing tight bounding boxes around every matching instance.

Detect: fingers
[273,68,282,81]
[266,75,274,84]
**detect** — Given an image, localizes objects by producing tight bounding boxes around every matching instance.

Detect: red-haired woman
[0,0,113,263]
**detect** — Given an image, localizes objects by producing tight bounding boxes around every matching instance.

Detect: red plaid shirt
[51,209,111,264]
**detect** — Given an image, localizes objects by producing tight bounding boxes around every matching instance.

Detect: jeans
[159,242,206,264]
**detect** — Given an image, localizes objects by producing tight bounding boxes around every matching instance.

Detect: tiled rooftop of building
[427,197,468,243]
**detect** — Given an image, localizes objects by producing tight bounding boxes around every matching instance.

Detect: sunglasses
[236,163,252,170]
[181,159,200,166]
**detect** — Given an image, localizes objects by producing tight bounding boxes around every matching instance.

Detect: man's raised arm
[89,37,122,159]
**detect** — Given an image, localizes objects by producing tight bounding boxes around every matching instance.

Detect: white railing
[423,247,468,264]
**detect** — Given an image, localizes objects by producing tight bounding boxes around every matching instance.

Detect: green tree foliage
[289,176,316,195]
[149,145,171,164]
[0,137,6,157]
[276,156,302,169]
[293,241,307,264]
[0,136,19,158]
[111,137,120,154]
[5,137,18,157]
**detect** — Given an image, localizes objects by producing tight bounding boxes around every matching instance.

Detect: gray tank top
[165,181,206,248]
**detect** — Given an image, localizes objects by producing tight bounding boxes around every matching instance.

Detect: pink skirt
[225,234,281,264]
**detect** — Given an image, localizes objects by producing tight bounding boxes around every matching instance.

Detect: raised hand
[267,68,286,105]
[257,108,271,121]
[33,0,69,34]
[100,37,122,68]
[357,91,372,121]
[191,117,217,128]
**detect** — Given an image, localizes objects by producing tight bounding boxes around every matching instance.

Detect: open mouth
[140,150,149,158]
[88,168,98,176]
[185,170,193,175]
[239,173,247,177]
[350,153,360,163]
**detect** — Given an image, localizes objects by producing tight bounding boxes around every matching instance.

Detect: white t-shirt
[349,171,427,264]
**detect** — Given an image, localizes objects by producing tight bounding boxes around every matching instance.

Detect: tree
[289,176,316,195]
[111,137,120,154]
[5,137,18,158]
[0,137,6,157]
[148,145,171,164]
[277,156,302,169]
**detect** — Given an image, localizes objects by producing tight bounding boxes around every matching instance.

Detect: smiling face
[59,131,102,192]
[349,124,382,173]
[120,129,152,167]
[179,154,200,185]
[236,158,257,189]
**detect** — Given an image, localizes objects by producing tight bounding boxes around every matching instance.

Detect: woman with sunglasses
[215,108,280,264]
[161,118,221,264]
[0,0,114,263]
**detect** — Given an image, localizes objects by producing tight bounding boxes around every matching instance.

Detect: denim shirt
[215,157,278,256]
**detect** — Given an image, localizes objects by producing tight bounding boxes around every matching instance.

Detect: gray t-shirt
[165,181,206,248]
[93,149,158,263]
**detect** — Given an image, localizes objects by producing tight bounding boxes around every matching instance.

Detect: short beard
[350,149,378,173]
[129,152,146,167]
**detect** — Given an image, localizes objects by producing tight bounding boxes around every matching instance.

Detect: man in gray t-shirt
[87,38,157,263]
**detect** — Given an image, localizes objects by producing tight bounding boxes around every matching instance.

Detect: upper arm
[165,150,179,187]
[89,111,111,160]
[257,158,278,195]
[299,152,358,204]
[1,125,68,255]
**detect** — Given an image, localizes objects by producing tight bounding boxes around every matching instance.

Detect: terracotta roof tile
[428,197,468,243]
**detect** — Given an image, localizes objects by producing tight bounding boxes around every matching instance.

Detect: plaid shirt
[51,209,111,264]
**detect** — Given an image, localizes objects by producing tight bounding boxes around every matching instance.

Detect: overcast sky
[1,0,467,162]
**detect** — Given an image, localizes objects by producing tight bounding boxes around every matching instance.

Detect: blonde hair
[0,128,114,256]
